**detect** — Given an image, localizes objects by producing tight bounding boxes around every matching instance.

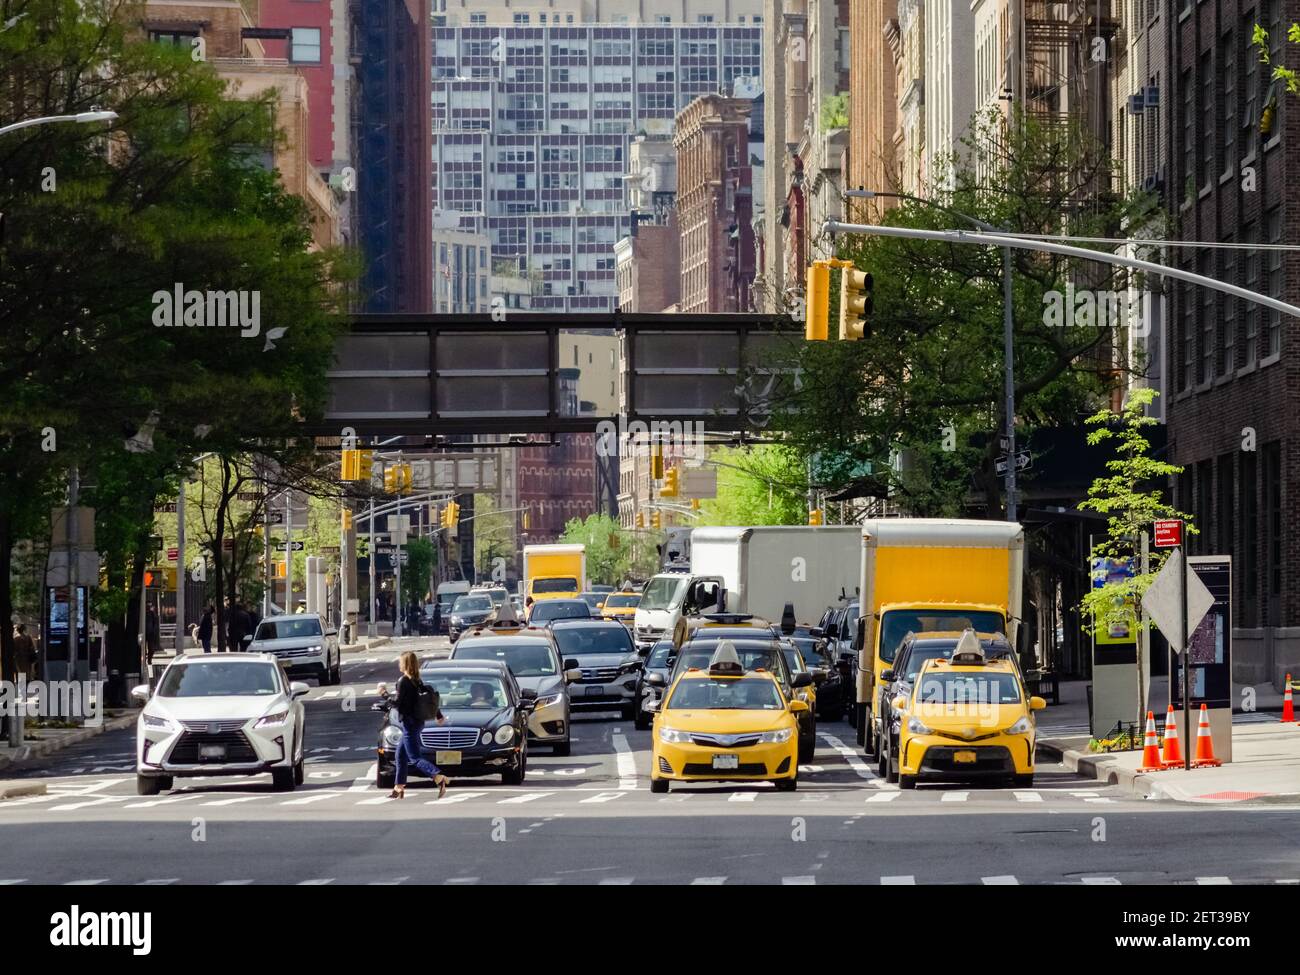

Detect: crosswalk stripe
[50,797,129,812]
[728,792,757,802]
[65,879,108,885]
[368,877,409,885]
[941,791,969,802]
[865,792,899,803]
[982,875,1020,885]
[1081,876,1121,885]
[1013,791,1043,803]
[1196,876,1232,885]
[124,794,202,809]
[355,795,395,805]
[498,792,553,804]
[217,880,254,885]
[579,792,626,803]
[139,878,178,885]
[319,691,341,700]
[598,877,635,885]
[782,875,816,885]
[881,875,916,885]
[612,732,638,791]
[348,765,377,792]
[1084,797,1116,803]
[817,732,877,782]
[691,876,727,885]
[445,877,479,884]
[0,879,27,885]
[428,791,488,805]
[281,793,342,806]
[200,796,264,807]
[298,878,334,885]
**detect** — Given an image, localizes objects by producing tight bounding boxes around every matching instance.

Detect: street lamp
[0,110,117,138]
[845,188,1019,522]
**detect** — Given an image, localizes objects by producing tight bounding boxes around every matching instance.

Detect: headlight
[534,692,563,708]
[658,726,692,744]
[450,617,462,626]
[481,730,493,745]
[143,714,174,731]
[757,728,794,743]
[256,710,289,728]
[617,659,641,675]
[1005,716,1032,735]
[305,644,323,653]
[494,725,514,745]
[907,716,932,735]
[382,726,403,747]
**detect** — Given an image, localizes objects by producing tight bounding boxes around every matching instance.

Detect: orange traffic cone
[1192,703,1222,768]
[1283,675,1295,723]
[1160,704,1183,768]
[1138,710,1164,771]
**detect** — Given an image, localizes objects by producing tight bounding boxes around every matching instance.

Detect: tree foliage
[560,513,647,586]
[695,447,808,527]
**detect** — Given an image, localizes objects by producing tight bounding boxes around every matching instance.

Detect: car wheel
[855,705,867,746]
[620,702,636,722]
[875,740,887,778]
[774,775,798,792]
[293,750,305,786]
[552,739,571,757]
[329,663,341,685]
[886,742,899,784]
[650,778,669,794]
[271,766,296,791]
[1013,773,1034,788]
[502,751,526,785]
[633,707,651,731]
[898,772,916,790]
[136,775,163,796]
[847,700,858,728]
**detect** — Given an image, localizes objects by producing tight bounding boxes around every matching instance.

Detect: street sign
[1142,548,1214,650]
[266,511,284,525]
[166,547,178,561]
[237,492,265,502]
[1153,519,1182,547]
[154,503,178,514]
[397,551,409,565]
[994,451,1031,476]
[284,541,305,551]
[999,436,1011,452]
[222,538,234,550]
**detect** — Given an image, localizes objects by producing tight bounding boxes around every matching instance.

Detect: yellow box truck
[854,519,1024,759]
[522,544,586,601]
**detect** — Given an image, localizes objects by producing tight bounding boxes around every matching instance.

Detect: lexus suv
[133,653,309,795]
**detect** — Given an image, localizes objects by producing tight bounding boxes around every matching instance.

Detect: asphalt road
[2,636,1296,885]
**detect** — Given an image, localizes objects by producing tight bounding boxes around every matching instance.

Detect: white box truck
[632,526,861,649]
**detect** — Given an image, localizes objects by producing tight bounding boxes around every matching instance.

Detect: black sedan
[447,593,497,642]
[632,639,676,730]
[527,598,592,624]
[374,661,535,789]
[784,628,847,721]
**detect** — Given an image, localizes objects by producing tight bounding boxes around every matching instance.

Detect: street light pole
[0,110,117,138]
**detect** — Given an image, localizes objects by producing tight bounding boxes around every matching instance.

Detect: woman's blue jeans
[394,719,441,785]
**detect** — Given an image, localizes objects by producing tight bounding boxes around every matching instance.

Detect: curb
[342,636,391,654]
[0,780,47,800]
[0,712,137,773]
[1039,738,1157,799]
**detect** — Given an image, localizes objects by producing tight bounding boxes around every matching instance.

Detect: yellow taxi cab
[601,590,640,624]
[648,642,806,794]
[672,612,776,649]
[890,632,1045,790]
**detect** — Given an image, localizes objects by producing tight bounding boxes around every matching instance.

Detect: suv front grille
[168,730,258,764]
[578,667,619,683]
[179,719,246,734]
[419,727,481,750]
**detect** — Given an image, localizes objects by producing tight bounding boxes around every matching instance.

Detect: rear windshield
[254,617,321,640]
[452,595,493,613]
[530,601,591,622]
[552,625,634,657]
[604,594,639,608]
[878,610,1005,663]
[454,641,557,677]
[534,577,578,594]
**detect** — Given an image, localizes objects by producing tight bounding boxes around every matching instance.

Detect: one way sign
[995,451,1032,476]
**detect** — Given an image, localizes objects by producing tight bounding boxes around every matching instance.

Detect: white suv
[133,653,309,795]
[247,613,341,685]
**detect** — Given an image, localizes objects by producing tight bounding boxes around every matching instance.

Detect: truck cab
[633,571,722,651]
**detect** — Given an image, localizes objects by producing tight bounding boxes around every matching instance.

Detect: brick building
[675,94,757,313]
[614,220,681,312]
[1164,0,1299,689]
[846,0,897,215]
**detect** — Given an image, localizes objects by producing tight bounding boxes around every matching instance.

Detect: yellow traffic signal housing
[661,466,680,497]
[635,512,645,528]
[808,508,824,526]
[275,560,287,579]
[383,466,398,493]
[521,509,531,531]
[357,449,374,481]
[341,449,357,481]
[651,445,664,480]
[341,509,353,531]
[839,266,873,340]
[805,262,831,341]
[690,498,700,511]
[398,463,413,495]
[651,511,662,529]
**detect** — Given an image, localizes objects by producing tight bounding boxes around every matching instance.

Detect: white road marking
[941,791,969,802]
[1084,797,1116,803]
[1196,876,1232,885]
[782,875,816,885]
[217,880,254,885]
[728,792,757,802]
[368,877,409,885]
[139,878,178,885]
[428,791,488,805]
[498,792,553,804]
[318,691,341,700]
[1081,876,1121,885]
[298,878,334,885]
[281,792,342,806]
[348,765,377,792]
[0,879,27,885]
[1069,791,1099,797]
[982,875,1020,885]
[1013,791,1043,803]
[612,732,638,790]
[200,796,264,807]
[445,877,479,884]
[598,877,635,885]
[691,877,727,885]
[579,792,626,804]
[50,797,129,812]
[124,794,202,809]
[865,792,899,803]
[817,732,877,783]
[881,875,916,885]
[65,879,108,885]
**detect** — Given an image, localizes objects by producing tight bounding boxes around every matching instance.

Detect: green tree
[1256,21,1300,97]
[400,539,435,608]
[560,513,638,586]
[769,109,1152,516]
[696,446,808,526]
[1077,388,1196,725]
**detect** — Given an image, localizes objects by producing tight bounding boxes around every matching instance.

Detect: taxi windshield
[666,677,784,711]
[916,672,1022,705]
[604,593,640,608]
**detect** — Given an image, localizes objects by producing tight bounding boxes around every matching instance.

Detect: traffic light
[805,262,832,341]
[449,500,460,523]
[690,498,700,511]
[635,512,644,528]
[357,449,373,481]
[274,560,287,578]
[341,508,353,531]
[808,508,824,526]
[839,266,873,340]
[661,466,680,497]
[651,444,664,480]
[399,463,414,495]
[651,511,662,529]
[521,509,531,531]
[341,449,357,481]
[383,466,398,493]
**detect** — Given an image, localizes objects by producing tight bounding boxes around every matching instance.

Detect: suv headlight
[143,714,174,731]
[658,726,692,744]
[534,692,563,708]
[757,728,794,744]
[494,725,515,745]
[305,644,323,653]
[906,716,933,735]
[382,726,403,747]
[1005,716,1032,735]
[256,710,289,728]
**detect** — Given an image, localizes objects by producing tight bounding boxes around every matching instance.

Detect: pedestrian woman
[391,650,449,799]
[197,604,214,653]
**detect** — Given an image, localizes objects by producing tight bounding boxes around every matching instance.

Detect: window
[1200,50,1213,186]
[1221,31,1236,174]
[1179,280,1195,390]
[698,14,714,22]
[1244,232,1260,365]
[1220,238,1237,374]
[1264,442,1282,607]
[513,13,529,25]
[1242,11,1260,157]
[290,27,321,63]
[1198,252,1215,383]
[1217,455,1235,556]
[1181,67,1194,193]
[150,28,198,46]
[1265,209,1283,358]
[470,12,486,24]
[1241,452,1258,624]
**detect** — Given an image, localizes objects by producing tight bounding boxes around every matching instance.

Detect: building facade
[847,0,897,216]
[890,0,925,194]
[922,0,976,187]
[432,228,492,314]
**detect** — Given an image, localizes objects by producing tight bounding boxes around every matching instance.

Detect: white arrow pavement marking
[817,732,878,783]
[1013,791,1043,803]
[281,792,343,805]
[881,876,916,885]
[782,876,816,885]
[348,765,377,791]
[982,875,1020,885]
[124,794,202,809]
[427,791,488,805]
[200,795,265,807]
[498,792,553,803]
[579,792,626,803]
[611,732,637,790]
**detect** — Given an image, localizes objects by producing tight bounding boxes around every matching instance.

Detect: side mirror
[881,669,895,683]
[646,673,666,687]
[130,684,151,705]
[791,672,813,689]
[810,667,828,685]
[564,668,583,683]
[636,644,651,657]
[810,626,824,638]
[890,695,907,712]
[789,699,809,713]
[290,681,310,699]
[643,699,659,713]
[520,687,538,701]
[1029,696,1047,711]
[563,658,580,670]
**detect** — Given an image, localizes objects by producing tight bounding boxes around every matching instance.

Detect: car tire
[620,702,636,722]
[329,662,341,685]
[650,778,669,794]
[552,738,571,756]
[774,775,798,792]
[876,741,887,779]
[1013,773,1034,788]
[136,775,163,796]
[856,705,868,747]
[633,707,651,731]
[502,751,526,785]
[898,772,916,790]
[847,700,857,728]
[271,766,296,791]
[293,752,305,786]
[886,744,899,784]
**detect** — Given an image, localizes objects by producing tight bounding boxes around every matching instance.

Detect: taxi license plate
[435,751,462,765]
[712,754,739,770]
[199,745,226,760]
[584,685,604,697]
[953,750,978,764]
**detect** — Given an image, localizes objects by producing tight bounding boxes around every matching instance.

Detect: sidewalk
[1035,678,1286,739]
[0,711,137,775]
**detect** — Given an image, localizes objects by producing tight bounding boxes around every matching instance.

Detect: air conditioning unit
[1128,93,1145,114]
[1144,85,1160,108]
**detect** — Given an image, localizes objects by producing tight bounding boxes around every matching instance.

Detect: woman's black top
[395,674,443,724]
